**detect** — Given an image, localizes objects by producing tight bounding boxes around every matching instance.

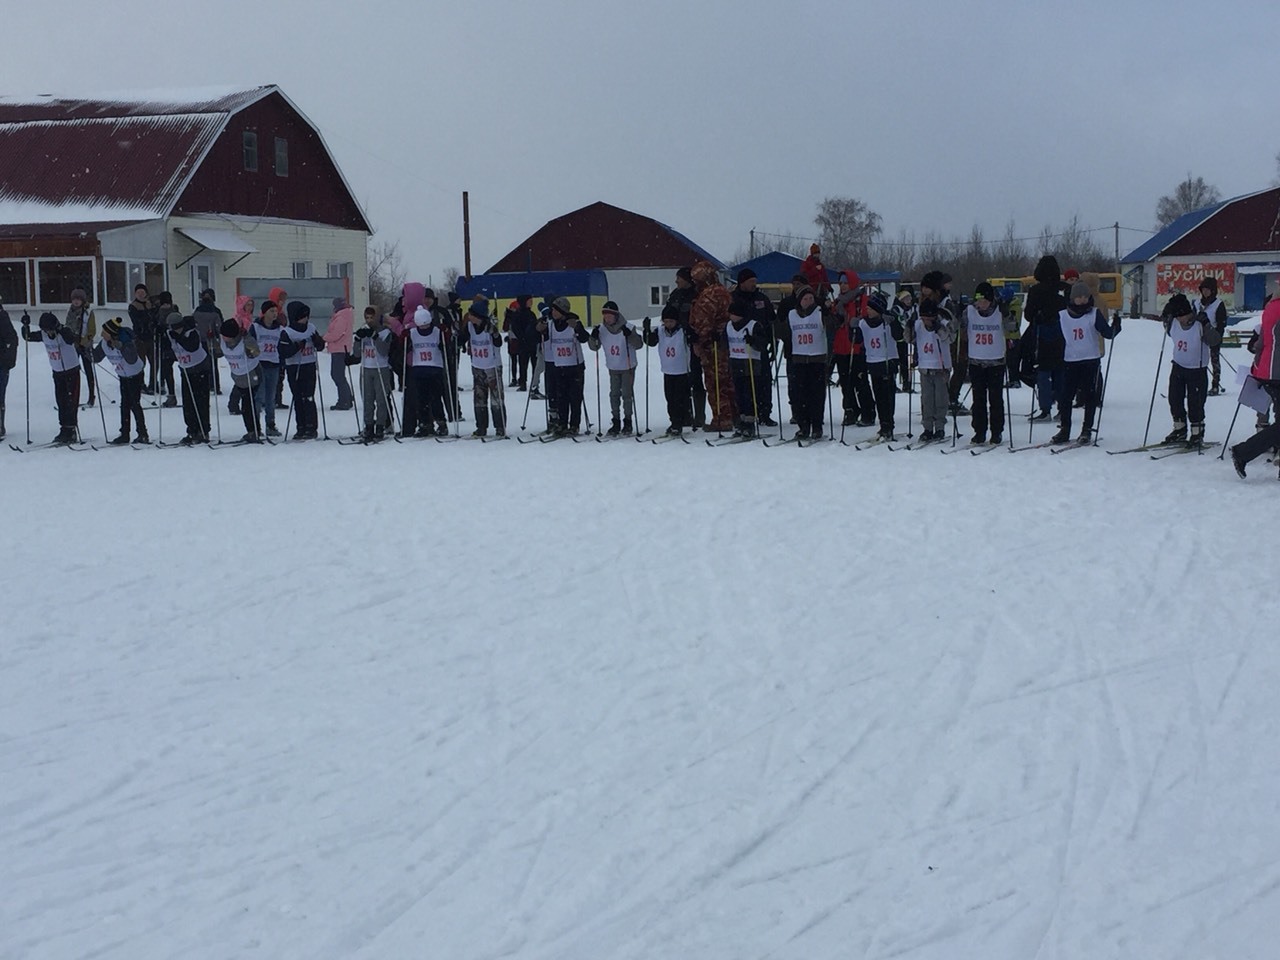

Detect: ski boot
[1163,422,1187,444]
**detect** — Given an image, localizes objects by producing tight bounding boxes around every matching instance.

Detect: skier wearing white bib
[462,300,506,437]
[588,301,644,436]
[1050,281,1121,444]
[1161,293,1219,448]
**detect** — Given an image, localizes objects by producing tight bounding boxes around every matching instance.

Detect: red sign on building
[1156,262,1236,295]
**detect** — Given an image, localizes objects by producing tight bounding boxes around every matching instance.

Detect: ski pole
[713,339,722,439]
[774,349,784,440]
[594,340,602,437]
[345,364,362,438]
[315,355,329,440]
[1006,375,1014,451]
[282,366,297,441]
[1142,322,1168,447]
[440,328,458,438]
[90,354,109,443]
[1093,327,1118,446]
[209,354,223,444]
[643,319,651,435]
[1218,399,1242,460]
[520,358,535,430]
[906,362,914,439]
[23,313,30,444]
[748,351,760,437]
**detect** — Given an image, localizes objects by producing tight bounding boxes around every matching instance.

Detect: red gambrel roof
[1162,187,1280,258]
[0,86,369,231]
[487,201,724,273]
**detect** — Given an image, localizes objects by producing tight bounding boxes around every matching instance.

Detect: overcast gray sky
[6,0,1278,279]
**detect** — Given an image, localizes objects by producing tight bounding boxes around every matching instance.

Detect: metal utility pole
[463,191,472,281]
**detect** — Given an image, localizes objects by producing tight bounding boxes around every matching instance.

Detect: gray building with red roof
[1121,187,1280,315]
[483,201,724,322]
[0,85,371,321]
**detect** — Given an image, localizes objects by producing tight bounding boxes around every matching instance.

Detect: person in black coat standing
[1021,255,1071,420]
[507,294,539,391]
[0,295,18,439]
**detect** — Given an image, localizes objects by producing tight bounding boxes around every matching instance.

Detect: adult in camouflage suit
[688,260,737,431]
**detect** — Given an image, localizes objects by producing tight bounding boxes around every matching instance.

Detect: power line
[752,222,1156,250]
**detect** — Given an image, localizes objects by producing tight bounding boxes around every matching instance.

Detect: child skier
[21,312,82,443]
[962,282,1009,445]
[853,292,905,440]
[724,300,771,436]
[1197,277,1229,395]
[588,301,644,436]
[94,317,149,444]
[220,318,264,441]
[165,311,211,444]
[1051,281,1121,444]
[907,298,954,442]
[251,301,285,437]
[777,285,833,440]
[644,306,695,435]
[540,297,589,436]
[403,303,449,437]
[278,302,326,440]
[462,299,506,437]
[354,308,394,441]
[1162,293,1220,448]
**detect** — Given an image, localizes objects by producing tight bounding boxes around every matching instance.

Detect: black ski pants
[179,364,211,439]
[969,362,1005,439]
[790,360,827,433]
[867,361,896,432]
[1058,359,1101,435]
[664,373,692,428]
[119,372,147,438]
[286,363,318,434]
[555,363,585,431]
[834,353,874,421]
[1168,363,1207,426]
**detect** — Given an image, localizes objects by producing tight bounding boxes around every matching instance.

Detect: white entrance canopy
[175,226,257,269]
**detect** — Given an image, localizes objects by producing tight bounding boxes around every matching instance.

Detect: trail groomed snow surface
[2,319,1277,959]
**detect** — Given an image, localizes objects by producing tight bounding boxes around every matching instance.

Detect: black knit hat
[676,267,693,285]
[1199,277,1218,296]
[39,312,59,331]
[602,301,620,315]
[974,282,996,302]
[737,268,757,284]
[220,318,241,338]
[1166,293,1193,317]
[660,304,678,321]
[102,317,123,339]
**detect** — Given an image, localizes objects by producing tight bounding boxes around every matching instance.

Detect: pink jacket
[324,306,354,353]
[234,295,255,332]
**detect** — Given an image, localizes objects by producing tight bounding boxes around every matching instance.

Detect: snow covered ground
[2,318,1278,960]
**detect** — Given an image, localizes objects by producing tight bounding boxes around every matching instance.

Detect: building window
[104,259,166,304]
[292,261,312,280]
[35,258,95,305]
[649,284,672,307]
[243,131,258,172]
[0,259,29,305]
[327,261,352,279]
[275,137,289,177]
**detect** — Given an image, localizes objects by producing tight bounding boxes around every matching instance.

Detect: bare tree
[1155,175,1222,229]
[814,196,882,268]
[367,239,406,312]
[439,266,460,295]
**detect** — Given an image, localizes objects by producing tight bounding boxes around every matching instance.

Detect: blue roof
[728,251,899,285]
[1121,202,1227,264]
[655,220,725,271]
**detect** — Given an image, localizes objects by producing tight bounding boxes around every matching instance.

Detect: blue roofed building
[1121,187,1280,315]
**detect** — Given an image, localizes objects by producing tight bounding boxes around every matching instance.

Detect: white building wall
[166,215,369,315]
[604,268,685,323]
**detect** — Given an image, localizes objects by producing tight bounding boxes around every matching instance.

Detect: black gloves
[21,313,30,328]
[1112,316,1122,335]
[354,327,370,340]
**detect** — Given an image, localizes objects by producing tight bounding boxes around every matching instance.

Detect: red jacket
[1252,299,1280,382]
